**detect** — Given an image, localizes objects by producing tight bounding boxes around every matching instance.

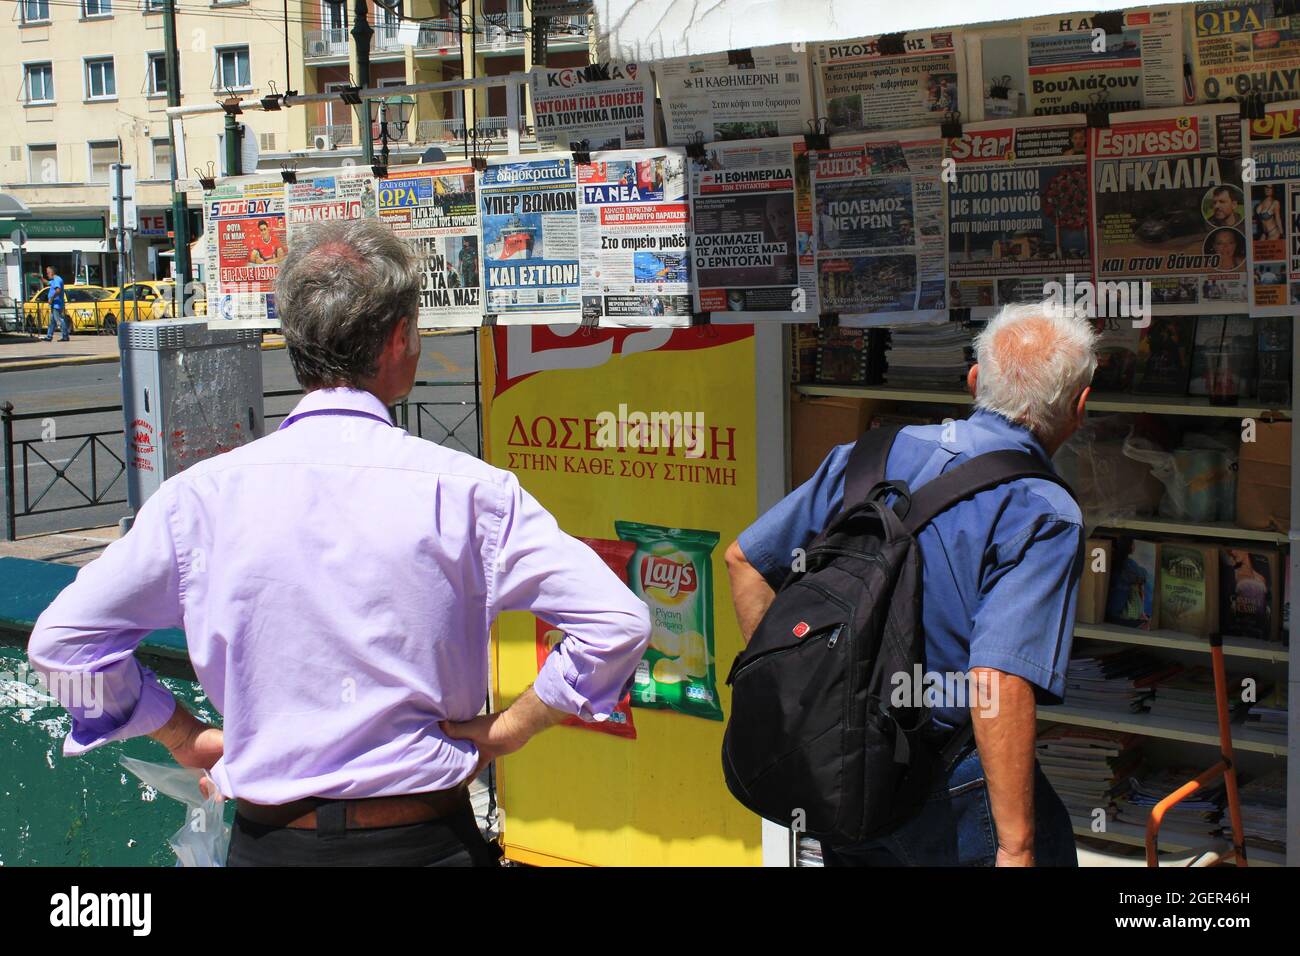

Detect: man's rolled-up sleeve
[27,482,184,755]
[485,475,651,722]
[969,515,1084,704]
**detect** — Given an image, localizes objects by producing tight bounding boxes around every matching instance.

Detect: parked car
[115,280,208,320]
[23,284,124,335]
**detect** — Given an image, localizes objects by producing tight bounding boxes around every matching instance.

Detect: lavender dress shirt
[28,387,651,804]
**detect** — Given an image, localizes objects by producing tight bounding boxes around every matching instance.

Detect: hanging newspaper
[813,31,965,134]
[1186,1,1300,105]
[689,136,817,318]
[479,154,581,323]
[947,117,1092,313]
[811,131,947,323]
[376,163,482,328]
[1245,102,1300,312]
[203,176,287,326]
[285,171,377,242]
[530,63,656,151]
[577,148,691,326]
[655,45,814,146]
[1091,106,1247,313]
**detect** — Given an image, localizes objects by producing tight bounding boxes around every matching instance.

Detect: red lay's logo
[792,622,810,639]
[641,555,697,598]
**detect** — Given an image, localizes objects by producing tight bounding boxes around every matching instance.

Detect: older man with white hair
[726,301,1097,867]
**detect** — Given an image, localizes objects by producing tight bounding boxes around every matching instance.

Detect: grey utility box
[120,320,265,513]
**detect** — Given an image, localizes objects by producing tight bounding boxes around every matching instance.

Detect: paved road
[1,333,481,538]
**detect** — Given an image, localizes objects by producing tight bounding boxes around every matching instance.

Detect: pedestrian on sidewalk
[42,266,69,342]
[28,218,651,866]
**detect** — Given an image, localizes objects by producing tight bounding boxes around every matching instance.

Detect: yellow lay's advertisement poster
[481,324,763,866]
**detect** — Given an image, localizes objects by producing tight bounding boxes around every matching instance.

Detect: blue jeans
[44,306,69,340]
[822,745,1078,867]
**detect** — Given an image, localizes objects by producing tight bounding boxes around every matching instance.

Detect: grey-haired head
[274,218,421,391]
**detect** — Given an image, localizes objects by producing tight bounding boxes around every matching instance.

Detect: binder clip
[219,88,243,115]
[877,33,907,56]
[261,82,284,112]
[950,307,972,324]
[818,312,839,331]
[804,117,831,152]
[279,162,297,184]
[1239,91,1266,121]
[468,127,490,171]
[1091,10,1124,35]
[371,163,388,179]
[195,162,216,191]
[570,139,592,166]
[338,83,363,106]
[988,74,1012,102]
[940,111,963,139]
[727,48,755,69]
[578,313,600,335]
[482,313,499,328]
[685,131,708,161]
[582,62,612,83]
[1085,90,1111,128]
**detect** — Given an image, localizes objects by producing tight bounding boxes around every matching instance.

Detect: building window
[324,0,344,29]
[144,0,165,11]
[23,63,55,104]
[215,46,251,90]
[21,0,50,23]
[147,52,168,95]
[151,138,171,178]
[86,58,118,100]
[88,141,119,183]
[28,145,58,184]
[83,0,112,16]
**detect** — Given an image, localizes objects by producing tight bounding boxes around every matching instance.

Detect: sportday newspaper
[810,130,948,323]
[813,31,966,133]
[654,45,814,146]
[377,163,482,328]
[946,116,1092,313]
[1245,100,1300,311]
[203,176,287,326]
[285,170,377,242]
[479,154,582,323]
[689,136,818,318]
[1187,1,1300,105]
[577,148,691,326]
[1090,105,1248,312]
[530,63,657,151]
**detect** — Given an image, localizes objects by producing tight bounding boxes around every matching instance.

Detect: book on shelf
[1218,547,1281,643]
[1105,538,1159,630]
[1157,541,1219,638]
[1134,316,1195,395]
[815,328,871,386]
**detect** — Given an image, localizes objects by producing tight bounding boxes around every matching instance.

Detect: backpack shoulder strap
[902,450,1075,535]
[840,425,903,515]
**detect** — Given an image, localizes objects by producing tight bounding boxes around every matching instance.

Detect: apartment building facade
[1,0,591,299]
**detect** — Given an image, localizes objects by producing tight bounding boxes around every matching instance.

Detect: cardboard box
[790,392,870,488]
[1237,421,1291,532]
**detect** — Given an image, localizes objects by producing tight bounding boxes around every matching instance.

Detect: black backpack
[721,424,1074,846]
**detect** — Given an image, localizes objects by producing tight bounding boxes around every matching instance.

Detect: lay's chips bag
[615,521,723,721]
[535,536,638,739]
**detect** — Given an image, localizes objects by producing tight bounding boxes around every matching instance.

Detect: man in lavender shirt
[27,219,651,867]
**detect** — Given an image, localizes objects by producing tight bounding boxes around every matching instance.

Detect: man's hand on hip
[441,686,568,777]
[148,702,224,770]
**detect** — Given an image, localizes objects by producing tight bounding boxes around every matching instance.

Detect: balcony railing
[415,19,459,50]
[416,115,516,144]
[310,124,355,147]
[305,27,350,60]
[374,20,405,53]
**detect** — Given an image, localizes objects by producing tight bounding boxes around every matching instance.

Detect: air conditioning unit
[313,134,333,151]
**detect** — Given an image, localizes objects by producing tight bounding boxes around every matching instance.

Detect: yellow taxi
[23,284,121,334]
[114,280,208,320]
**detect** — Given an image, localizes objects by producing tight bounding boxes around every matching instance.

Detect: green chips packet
[615,520,723,722]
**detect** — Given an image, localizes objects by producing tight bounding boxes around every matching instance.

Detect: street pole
[225,112,242,176]
[353,0,374,164]
[114,163,127,326]
[163,0,191,289]
[379,100,390,166]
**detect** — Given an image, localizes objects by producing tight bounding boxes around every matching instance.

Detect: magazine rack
[1144,634,1248,867]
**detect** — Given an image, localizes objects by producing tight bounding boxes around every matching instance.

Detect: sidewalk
[0,525,120,566]
[0,332,288,373]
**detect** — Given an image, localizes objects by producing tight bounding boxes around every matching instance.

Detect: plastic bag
[120,756,230,867]
[1053,419,1163,526]
[1122,430,1233,522]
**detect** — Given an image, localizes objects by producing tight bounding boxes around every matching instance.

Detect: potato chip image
[649,626,683,657]
[652,656,687,684]
[679,630,708,677]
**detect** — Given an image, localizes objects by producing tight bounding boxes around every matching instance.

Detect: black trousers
[226,800,502,867]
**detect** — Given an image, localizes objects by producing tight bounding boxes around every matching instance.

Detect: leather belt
[236,783,470,830]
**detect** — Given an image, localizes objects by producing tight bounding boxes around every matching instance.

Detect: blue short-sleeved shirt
[48,275,65,309]
[738,408,1084,726]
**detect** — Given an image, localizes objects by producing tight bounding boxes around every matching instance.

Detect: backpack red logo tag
[792,621,810,639]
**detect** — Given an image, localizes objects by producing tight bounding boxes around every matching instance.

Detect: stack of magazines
[1236,769,1287,855]
[1054,643,1182,713]
[883,321,975,391]
[1147,666,1253,724]
[1244,683,1288,736]
[1114,768,1225,845]
[1036,725,1142,822]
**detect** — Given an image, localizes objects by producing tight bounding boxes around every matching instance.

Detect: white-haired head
[971,300,1098,443]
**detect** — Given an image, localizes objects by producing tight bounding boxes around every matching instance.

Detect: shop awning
[594,0,1134,60]
[0,238,112,254]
